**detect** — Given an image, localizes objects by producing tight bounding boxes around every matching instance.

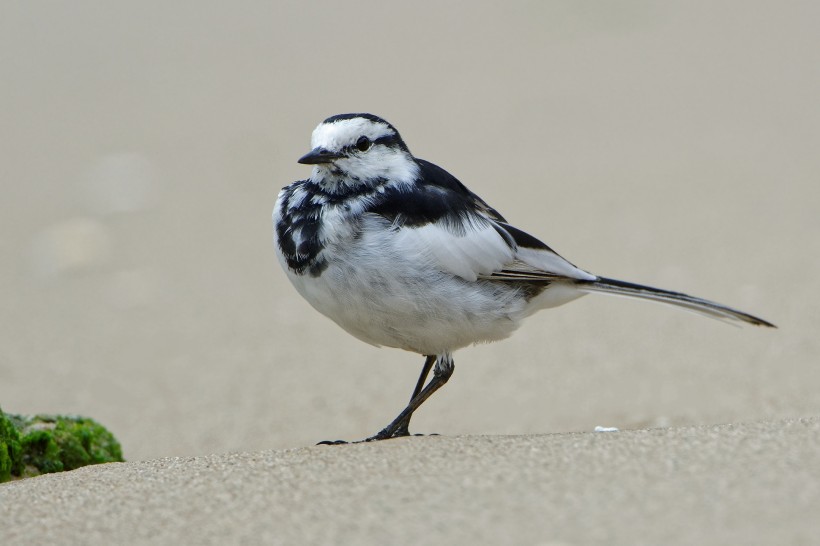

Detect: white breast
[282,213,533,354]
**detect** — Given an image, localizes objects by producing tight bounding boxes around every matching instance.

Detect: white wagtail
[273,113,775,443]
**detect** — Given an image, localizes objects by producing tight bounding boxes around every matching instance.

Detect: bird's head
[298,113,418,190]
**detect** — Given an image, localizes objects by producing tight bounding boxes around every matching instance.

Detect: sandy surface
[2,418,819,546]
[1,2,818,544]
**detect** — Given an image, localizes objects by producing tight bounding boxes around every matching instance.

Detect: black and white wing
[365,159,595,283]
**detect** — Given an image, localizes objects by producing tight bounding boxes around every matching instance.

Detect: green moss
[0,407,24,481]
[53,417,123,469]
[21,428,64,473]
[0,408,124,482]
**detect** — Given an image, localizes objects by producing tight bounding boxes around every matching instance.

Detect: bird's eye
[355,136,372,152]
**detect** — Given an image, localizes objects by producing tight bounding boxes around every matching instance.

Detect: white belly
[275,211,587,355]
[278,232,535,355]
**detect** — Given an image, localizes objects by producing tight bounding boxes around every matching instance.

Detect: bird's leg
[411,355,437,401]
[365,353,454,442]
[317,354,453,445]
[391,355,436,437]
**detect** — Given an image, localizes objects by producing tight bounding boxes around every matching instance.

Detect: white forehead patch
[310,118,396,152]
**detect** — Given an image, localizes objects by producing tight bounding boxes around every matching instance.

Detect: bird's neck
[309,168,383,195]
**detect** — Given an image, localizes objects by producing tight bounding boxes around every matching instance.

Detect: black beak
[297,147,344,165]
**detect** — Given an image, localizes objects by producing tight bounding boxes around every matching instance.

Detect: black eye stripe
[341,133,406,155]
[373,134,400,147]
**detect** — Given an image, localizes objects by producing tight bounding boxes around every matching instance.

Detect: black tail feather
[576,277,776,328]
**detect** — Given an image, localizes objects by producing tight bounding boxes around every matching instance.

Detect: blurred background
[1,1,817,461]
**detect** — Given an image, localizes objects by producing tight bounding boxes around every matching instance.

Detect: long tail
[575,277,776,328]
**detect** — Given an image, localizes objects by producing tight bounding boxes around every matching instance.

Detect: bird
[273,113,775,444]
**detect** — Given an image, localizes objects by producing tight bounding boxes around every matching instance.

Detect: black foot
[316,432,440,445]
[362,430,439,442]
[362,428,399,443]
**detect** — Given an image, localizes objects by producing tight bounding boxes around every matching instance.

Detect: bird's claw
[317,431,439,445]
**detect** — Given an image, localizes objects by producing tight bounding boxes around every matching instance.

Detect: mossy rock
[0,407,123,482]
[0,409,23,481]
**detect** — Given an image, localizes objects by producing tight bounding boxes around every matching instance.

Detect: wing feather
[361,159,595,283]
[386,211,595,283]
[390,213,515,282]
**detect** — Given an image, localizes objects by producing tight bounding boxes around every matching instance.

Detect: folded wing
[363,159,596,283]
[386,210,595,283]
